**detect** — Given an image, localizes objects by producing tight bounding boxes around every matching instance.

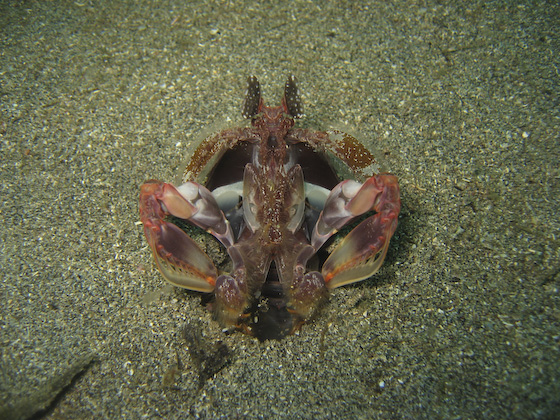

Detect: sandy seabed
[1,1,558,419]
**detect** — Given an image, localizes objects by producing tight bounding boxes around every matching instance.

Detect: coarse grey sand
[1,1,558,418]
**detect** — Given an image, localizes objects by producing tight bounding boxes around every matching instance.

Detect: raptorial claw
[313,174,400,289]
[139,180,220,293]
[148,221,218,292]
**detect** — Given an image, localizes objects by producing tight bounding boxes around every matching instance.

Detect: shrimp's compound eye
[242,75,261,119]
[284,75,303,118]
